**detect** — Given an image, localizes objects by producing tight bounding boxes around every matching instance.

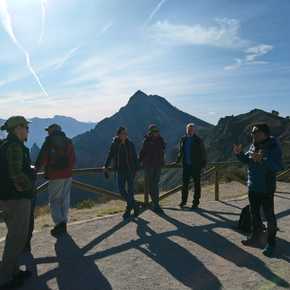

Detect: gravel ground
[1,185,290,290]
[0,180,249,237]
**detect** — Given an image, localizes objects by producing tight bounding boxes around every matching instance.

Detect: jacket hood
[46,130,66,141]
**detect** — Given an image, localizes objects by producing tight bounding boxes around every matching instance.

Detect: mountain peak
[127,90,148,104]
[132,90,148,98]
[127,90,171,108]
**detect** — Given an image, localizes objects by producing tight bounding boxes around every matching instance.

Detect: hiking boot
[153,206,165,215]
[122,208,131,220]
[263,243,276,257]
[179,201,186,208]
[14,270,32,282]
[133,205,140,218]
[0,278,24,290]
[191,202,199,209]
[241,232,262,247]
[51,222,67,237]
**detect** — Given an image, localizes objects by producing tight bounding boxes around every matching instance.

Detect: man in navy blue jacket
[234,123,283,257]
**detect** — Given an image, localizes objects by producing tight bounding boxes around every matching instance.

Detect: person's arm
[234,144,253,165]
[131,142,139,172]
[6,143,32,192]
[35,140,48,171]
[105,143,114,168]
[68,143,76,170]
[176,138,183,164]
[236,150,253,164]
[201,140,207,168]
[161,137,166,165]
[262,145,284,172]
[139,140,147,164]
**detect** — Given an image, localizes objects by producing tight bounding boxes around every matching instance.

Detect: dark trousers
[25,196,37,250]
[117,171,136,210]
[144,167,161,207]
[249,191,277,246]
[182,164,201,205]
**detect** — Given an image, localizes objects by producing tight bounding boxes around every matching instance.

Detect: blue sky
[0,0,289,124]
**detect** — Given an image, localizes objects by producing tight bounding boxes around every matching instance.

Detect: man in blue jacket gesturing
[234,123,283,257]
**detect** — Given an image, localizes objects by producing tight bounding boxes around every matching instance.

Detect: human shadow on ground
[160,212,289,288]
[87,208,289,289]
[19,199,290,290]
[20,234,112,290]
[134,218,222,290]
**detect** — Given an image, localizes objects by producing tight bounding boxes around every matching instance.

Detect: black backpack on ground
[238,205,252,233]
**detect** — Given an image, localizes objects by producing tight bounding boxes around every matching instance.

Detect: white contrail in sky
[145,0,168,26]
[100,22,113,35]
[39,0,48,44]
[54,46,82,70]
[0,0,48,96]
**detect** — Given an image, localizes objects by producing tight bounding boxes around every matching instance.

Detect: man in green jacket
[0,116,36,289]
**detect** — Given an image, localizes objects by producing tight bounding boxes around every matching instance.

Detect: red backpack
[47,134,70,170]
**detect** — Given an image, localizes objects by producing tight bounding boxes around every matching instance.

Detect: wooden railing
[0,162,288,220]
[35,161,290,205]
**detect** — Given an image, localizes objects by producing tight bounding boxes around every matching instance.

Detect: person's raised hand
[252,150,263,162]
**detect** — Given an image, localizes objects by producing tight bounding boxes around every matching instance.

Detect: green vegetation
[75,199,98,209]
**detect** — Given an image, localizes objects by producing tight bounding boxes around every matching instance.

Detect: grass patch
[35,205,50,217]
[75,199,98,209]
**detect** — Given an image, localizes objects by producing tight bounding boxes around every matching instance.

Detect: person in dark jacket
[139,124,166,214]
[234,123,283,257]
[35,124,76,237]
[104,127,139,219]
[176,123,207,209]
[0,116,36,289]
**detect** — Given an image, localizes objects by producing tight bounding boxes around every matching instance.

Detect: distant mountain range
[0,115,96,148]
[2,91,289,205]
[206,109,290,163]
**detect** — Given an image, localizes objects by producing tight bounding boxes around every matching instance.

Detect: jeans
[117,171,136,210]
[181,164,201,205]
[0,199,31,285]
[48,178,72,225]
[144,167,161,207]
[249,191,277,246]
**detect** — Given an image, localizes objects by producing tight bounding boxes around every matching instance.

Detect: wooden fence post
[214,166,220,201]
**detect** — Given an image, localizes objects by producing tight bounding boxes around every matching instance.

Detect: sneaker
[263,244,276,257]
[50,222,67,237]
[179,201,186,208]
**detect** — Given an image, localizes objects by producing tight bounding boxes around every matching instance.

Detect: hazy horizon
[1,90,289,126]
